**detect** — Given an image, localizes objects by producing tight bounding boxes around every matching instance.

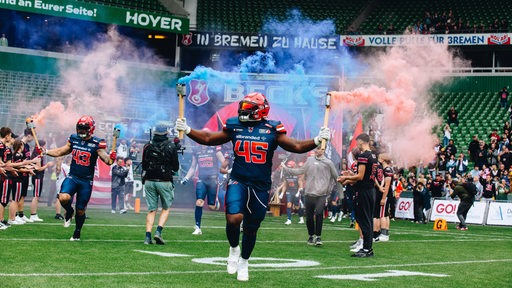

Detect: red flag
[395,181,403,198]
[348,117,363,153]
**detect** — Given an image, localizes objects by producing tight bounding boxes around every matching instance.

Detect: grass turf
[0,206,511,287]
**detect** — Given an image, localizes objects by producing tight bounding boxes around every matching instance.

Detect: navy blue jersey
[284,172,300,193]
[224,117,286,191]
[193,145,221,179]
[68,134,106,180]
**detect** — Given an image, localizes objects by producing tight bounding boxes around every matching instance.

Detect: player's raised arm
[45,142,72,158]
[98,148,116,166]
[276,127,330,153]
[175,119,231,146]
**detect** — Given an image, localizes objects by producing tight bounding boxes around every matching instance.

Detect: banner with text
[180,31,341,50]
[180,31,511,50]
[341,33,511,47]
[395,198,415,219]
[429,199,487,224]
[486,202,512,226]
[0,0,189,34]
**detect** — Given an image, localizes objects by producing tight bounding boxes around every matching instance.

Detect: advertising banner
[486,202,512,226]
[430,199,487,224]
[395,198,414,219]
[0,0,189,34]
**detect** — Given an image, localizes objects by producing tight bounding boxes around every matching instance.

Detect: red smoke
[329,42,467,165]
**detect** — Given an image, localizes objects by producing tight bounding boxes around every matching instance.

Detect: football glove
[314,127,331,146]
[175,118,191,135]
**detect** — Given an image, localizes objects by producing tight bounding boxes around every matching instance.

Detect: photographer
[141,123,179,245]
[450,177,477,231]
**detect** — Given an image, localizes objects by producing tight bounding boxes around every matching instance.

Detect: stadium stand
[195,0,511,35]
[359,0,511,34]
[431,76,512,154]
[196,0,369,34]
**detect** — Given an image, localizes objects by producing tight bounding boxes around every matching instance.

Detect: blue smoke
[177,10,366,137]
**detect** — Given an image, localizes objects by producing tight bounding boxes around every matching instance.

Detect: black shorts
[32,177,44,197]
[373,191,389,218]
[0,178,9,205]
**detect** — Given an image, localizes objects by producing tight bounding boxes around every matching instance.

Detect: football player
[181,142,225,235]
[43,116,116,241]
[176,92,330,281]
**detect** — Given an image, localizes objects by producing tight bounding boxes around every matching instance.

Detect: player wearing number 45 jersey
[43,116,116,241]
[176,92,330,282]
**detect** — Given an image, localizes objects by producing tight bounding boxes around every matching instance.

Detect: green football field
[1,206,511,288]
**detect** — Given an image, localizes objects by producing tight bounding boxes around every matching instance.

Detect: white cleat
[338,212,344,222]
[298,217,304,224]
[330,214,337,223]
[350,238,363,250]
[378,234,390,242]
[192,225,202,235]
[8,219,24,225]
[227,246,240,274]
[21,215,34,223]
[64,219,72,228]
[15,216,27,224]
[237,258,249,281]
[284,219,292,225]
[30,215,44,222]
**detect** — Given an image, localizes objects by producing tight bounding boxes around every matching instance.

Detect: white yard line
[0,258,510,277]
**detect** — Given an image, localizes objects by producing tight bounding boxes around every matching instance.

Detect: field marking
[316,269,449,281]
[0,258,510,277]
[192,257,320,268]
[134,250,191,257]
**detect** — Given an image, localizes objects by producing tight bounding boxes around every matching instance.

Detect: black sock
[226,223,240,248]
[75,213,86,232]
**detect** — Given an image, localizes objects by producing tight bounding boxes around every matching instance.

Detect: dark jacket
[111,165,128,189]
[142,135,179,182]
[451,182,476,203]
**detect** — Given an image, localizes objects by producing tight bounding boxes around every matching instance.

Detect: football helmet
[286,160,296,168]
[76,116,95,139]
[238,92,269,122]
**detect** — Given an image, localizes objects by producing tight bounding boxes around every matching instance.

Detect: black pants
[305,195,327,237]
[354,187,376,250]
[413,198,425,223]
[457,201,473,228]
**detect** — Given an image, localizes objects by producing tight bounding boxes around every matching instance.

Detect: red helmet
[238,92,270,122]
[286,160,296,168]
[76,116,95,139]
[298,161,304,167]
